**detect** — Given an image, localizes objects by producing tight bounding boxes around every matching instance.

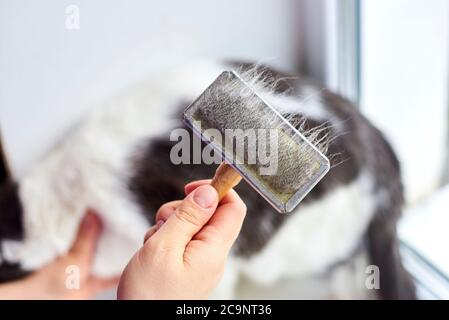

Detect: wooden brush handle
[211,162,242,202]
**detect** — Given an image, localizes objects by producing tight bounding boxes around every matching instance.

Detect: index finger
[69,210,102,262]
[184,179,212,195]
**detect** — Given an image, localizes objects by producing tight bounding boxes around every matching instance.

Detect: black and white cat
[0,61,415,299]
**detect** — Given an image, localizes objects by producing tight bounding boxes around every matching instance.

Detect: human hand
[117,180,247,299]
[0,211,118,300]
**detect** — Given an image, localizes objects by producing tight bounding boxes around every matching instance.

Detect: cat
[0,61,415,299]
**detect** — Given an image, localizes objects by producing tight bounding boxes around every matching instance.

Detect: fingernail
[83,213,95,227]
[156,220,164,229]
[193,185,217,209]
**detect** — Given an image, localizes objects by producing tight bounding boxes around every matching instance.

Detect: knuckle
[175,205,203,227]
[137,245,164,270]
[155,204,171,220]
[145,238,166,256]
[142,239,179,269]
[156,200,182,222]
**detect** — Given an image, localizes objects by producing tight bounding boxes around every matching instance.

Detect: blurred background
[0,0,448,299]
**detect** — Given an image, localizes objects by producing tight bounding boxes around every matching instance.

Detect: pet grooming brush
[184,71,330,213]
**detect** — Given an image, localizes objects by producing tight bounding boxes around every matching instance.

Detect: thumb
[152,185,218,249]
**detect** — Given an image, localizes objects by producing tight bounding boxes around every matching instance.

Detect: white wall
[300,0,359,103]
[300,0,338,88]
[0,0,303,177]
[360,0,449,203]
